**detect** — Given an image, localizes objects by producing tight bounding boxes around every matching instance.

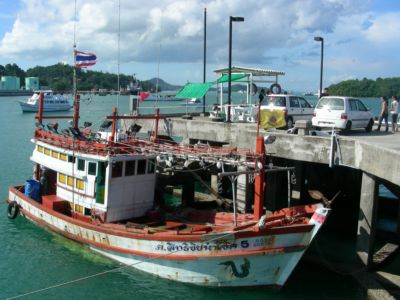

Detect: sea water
[0,94,377,299]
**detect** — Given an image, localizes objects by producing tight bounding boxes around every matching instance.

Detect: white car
[312,96,374,133]
[260,94,314,128]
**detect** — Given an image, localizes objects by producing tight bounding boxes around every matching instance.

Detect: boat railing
[210,103,258,123]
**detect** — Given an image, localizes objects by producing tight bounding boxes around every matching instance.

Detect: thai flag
[75,50,97,68]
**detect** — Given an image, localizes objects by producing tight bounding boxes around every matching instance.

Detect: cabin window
[84,208,91,216]
[74,204,84,214]
[52,151,59,159]
[59,173,66,184]
[125,160,136,176]
[68,156,75,163]
[67,176,74,187]
[88,162,96,175]
[147,159,155,174]
[75,179,84,190]
[77,159,85,171]
[37,145,43,153]
[67,202,73,210]
[44,148,51,156]
[137,159,146,175]
[112,161,123,178]
[60,153,67,161]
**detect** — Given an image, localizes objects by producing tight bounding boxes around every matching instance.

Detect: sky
[0,0,399,92]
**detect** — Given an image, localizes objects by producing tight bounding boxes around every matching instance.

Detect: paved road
[333,124,400,151]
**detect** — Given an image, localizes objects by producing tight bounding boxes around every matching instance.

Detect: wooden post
[154,108,160,142]
[37,92,44,124]
[253,136,265,220]
[357,172,379,266]
[109,107,117,142]
[73,94,80,128]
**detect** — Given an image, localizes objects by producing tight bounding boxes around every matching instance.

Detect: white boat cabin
[28,90,70,105]
[30,140,156,223]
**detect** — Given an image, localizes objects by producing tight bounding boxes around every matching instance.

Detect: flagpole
[73,0,79,129]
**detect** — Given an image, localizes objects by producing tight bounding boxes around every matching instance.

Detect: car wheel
[342,121,352,134]
[366,119,374,132]
[286,117,294,129]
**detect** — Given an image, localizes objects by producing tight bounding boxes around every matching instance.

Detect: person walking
[376,96,389,132]
[258,88,266,104]
[390,96,399,132]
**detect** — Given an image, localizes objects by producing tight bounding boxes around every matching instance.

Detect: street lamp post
[314,36,324,98]
[227,16,244,122]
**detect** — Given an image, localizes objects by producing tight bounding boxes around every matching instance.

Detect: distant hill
[328,77,400,97]
[147,78,182,92]
[0,63,158,92]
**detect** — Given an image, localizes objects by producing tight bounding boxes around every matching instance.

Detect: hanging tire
[7,201,19,219]
[269,83,281,94]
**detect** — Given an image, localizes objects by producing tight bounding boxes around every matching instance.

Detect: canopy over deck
[214,66,285,77]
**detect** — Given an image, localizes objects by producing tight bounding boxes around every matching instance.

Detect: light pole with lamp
[314,36,324,98]
[227,16,244,122]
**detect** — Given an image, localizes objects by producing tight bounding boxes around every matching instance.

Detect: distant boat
[145,92,183,101]
[18,90,72,112]
[187,98,201,104]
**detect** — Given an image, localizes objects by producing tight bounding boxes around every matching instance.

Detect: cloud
[0,0,370,66]
[364,12,400,44]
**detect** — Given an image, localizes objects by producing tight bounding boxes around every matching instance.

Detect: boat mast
[155,44,161,108]
[117,0,121,110]
[72,0,80,129]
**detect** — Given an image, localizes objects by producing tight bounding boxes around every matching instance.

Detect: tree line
[0,63,157,92]
[328,77,400,97]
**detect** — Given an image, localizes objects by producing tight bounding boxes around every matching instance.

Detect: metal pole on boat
[230,175,238,227]
[202,7,207,114]
[117,0,121,110]
[253,136,265,220]
[219,170,259,227]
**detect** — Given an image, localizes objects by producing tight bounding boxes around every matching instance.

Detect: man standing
[390,96,399,132]
[376,96,389,132]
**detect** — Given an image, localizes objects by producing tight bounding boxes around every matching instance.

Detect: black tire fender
[270,83,282,94]
[7,201,19,219]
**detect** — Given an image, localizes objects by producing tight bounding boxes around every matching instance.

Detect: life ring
[7,201,19,219]
[269,83,281,94]
[251,83,257,95]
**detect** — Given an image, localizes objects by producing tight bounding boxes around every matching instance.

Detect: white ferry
[18,90,72,112]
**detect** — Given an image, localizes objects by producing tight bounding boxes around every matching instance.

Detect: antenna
[73,0,77,98]
[155,43,161,108]
[117,0,121,109]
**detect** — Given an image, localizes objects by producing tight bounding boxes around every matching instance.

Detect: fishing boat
[18,90,72,112]
[144,92,183,101]
[7,91,330,287]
